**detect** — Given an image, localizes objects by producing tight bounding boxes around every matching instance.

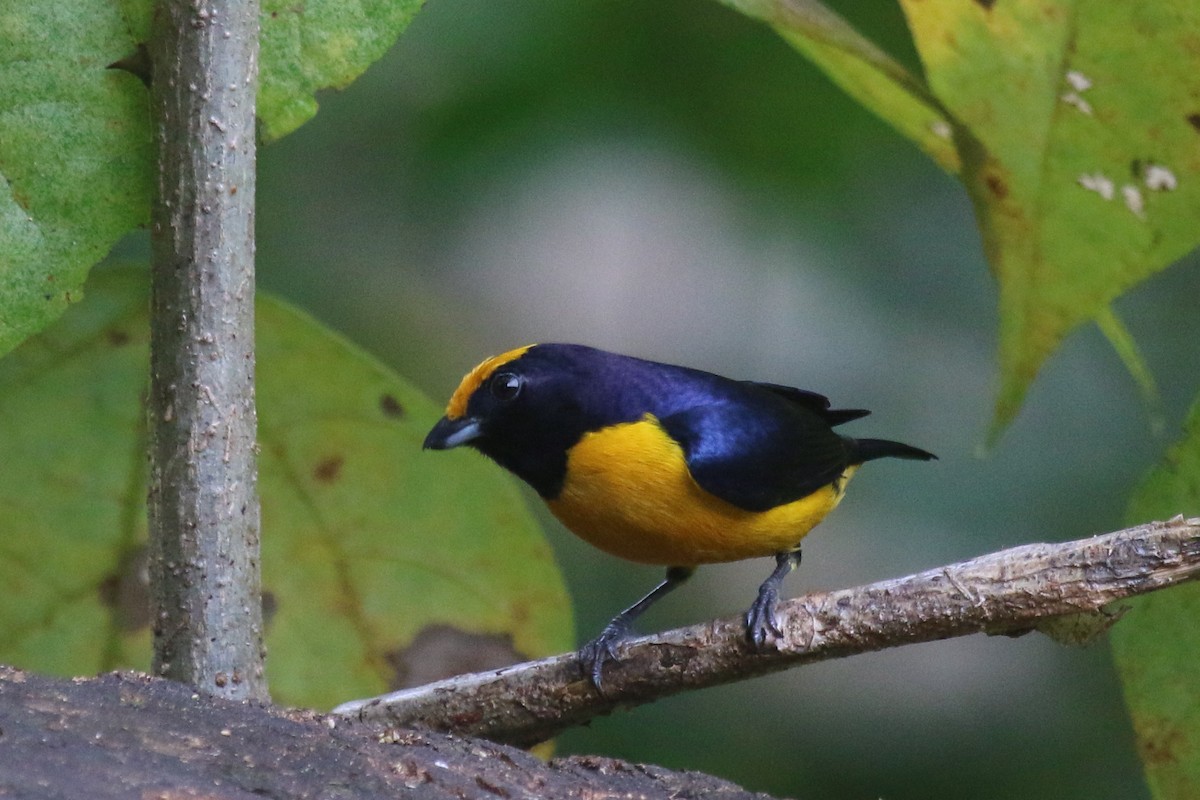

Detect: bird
[423,343,935,688]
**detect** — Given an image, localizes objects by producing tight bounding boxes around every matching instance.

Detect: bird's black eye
[490,372,522,401]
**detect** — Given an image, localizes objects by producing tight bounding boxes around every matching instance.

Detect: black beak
[423,416,484,450]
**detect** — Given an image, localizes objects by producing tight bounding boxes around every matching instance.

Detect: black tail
[849,438,937,464]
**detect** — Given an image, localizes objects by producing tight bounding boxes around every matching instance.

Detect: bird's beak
[423,416,484,450]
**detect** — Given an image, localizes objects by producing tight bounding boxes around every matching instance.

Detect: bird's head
[423,344,605,497]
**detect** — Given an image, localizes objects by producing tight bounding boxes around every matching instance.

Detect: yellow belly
[546,415,855,566]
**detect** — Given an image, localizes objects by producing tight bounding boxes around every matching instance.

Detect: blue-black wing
[658,390,852,513]
[747,381,871,427]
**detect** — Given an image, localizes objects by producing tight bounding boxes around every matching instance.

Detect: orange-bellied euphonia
[424,344,935,687]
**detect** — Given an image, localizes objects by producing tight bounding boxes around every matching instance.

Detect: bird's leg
[745,549,802,649]
[579,565,694,691]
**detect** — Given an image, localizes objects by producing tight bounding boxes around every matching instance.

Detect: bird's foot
[578,616,635,692]
[746,550,799,649]
[745,584,783,650]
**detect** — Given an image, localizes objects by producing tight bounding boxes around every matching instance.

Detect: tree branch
[0,668,776,800]
[335,517,1200,747]
[148,0,265,700]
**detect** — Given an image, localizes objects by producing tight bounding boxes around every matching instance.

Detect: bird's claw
[745,587,783,649]
[578,617,634,692]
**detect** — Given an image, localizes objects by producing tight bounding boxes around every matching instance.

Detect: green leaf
[0,0,153,360]
[258,0,425,141]
[0,265,571,709]
[1111,399,1200,799]
[1095,306,1165,437]
[255,288,571,708]
[724,1,1200,437]
[0,267,151,673]
[716,0,960,173]
[899,1,1200,437]
[0,0,423,358]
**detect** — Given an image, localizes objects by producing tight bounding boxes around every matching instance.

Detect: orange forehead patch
[445,345,534,419]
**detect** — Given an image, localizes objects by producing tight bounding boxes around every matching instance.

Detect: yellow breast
[546,414,855,566]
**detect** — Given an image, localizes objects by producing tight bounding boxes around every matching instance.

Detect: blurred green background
[249,1,1200,797]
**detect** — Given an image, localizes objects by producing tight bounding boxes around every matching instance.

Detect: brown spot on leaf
[506,600,531,628]
[984,171,1009,199]
[385,625,525,690]
[1136,715,1186,766]
[379,393,405,419]
[974,0,997,9]
[1187,113,1200,133]
[97,546,151,632]
[313,455,344,484]
[106,328,131,347]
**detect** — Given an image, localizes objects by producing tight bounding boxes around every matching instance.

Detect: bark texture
[147,0,265,701]
[0,667,775,800]
[336,517,1200,747]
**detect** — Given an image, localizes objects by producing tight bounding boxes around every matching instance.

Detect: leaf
[257,0,426,141]
[722,1,1200,437]
[716,0,960,173]
[255,289,571,708]
[0,265,571,709]
[0,267,151,672]
[0,0,153,360]
[1111,400,1200,800]
[0,0,423,358]
[1095,306,1165,437]
[899,1,1200,437]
